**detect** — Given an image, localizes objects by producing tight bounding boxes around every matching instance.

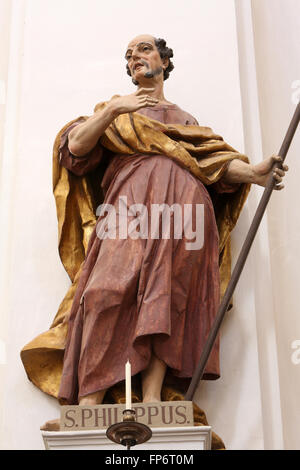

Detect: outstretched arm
[222,155,289,190]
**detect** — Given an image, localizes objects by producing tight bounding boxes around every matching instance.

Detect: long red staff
[185,102,300,401]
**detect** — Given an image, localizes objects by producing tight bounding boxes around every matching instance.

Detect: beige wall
[0,0,12,155]
[251,0,300,450]
[0,0,12,439]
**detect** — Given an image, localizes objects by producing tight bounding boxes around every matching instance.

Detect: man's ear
[162,57,169,70]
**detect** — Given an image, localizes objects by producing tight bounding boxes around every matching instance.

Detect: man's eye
[138,45,150,52]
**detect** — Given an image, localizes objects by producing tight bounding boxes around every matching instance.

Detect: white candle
[125,359,131,410]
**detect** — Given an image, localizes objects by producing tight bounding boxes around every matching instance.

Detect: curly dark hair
[126,37,174,83]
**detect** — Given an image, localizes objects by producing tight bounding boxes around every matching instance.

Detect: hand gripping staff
[185,102,300,401]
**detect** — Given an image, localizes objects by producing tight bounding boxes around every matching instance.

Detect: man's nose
[132,48,142,60]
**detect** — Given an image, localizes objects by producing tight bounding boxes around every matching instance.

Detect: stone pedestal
[42,425,211,450]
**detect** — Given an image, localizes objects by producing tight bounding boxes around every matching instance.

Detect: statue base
[41,425,211,450]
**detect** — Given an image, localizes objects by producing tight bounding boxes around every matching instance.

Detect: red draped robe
[58,103,238,404]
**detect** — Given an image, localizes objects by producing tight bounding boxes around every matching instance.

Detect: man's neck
[137,80,169,103]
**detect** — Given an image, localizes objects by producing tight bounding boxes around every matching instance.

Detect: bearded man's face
[125,34,165,84]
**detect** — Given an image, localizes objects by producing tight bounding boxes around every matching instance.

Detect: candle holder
[106,409,152,450]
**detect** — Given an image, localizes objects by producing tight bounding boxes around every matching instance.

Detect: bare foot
[79,389,107,405]
[143,396,161,403]
[40,418,60,431]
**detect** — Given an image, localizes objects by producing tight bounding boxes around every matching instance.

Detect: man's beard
[144,66,163,79]
[132,62,163,85]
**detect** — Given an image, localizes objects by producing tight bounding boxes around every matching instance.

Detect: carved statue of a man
[21,34,287,432]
